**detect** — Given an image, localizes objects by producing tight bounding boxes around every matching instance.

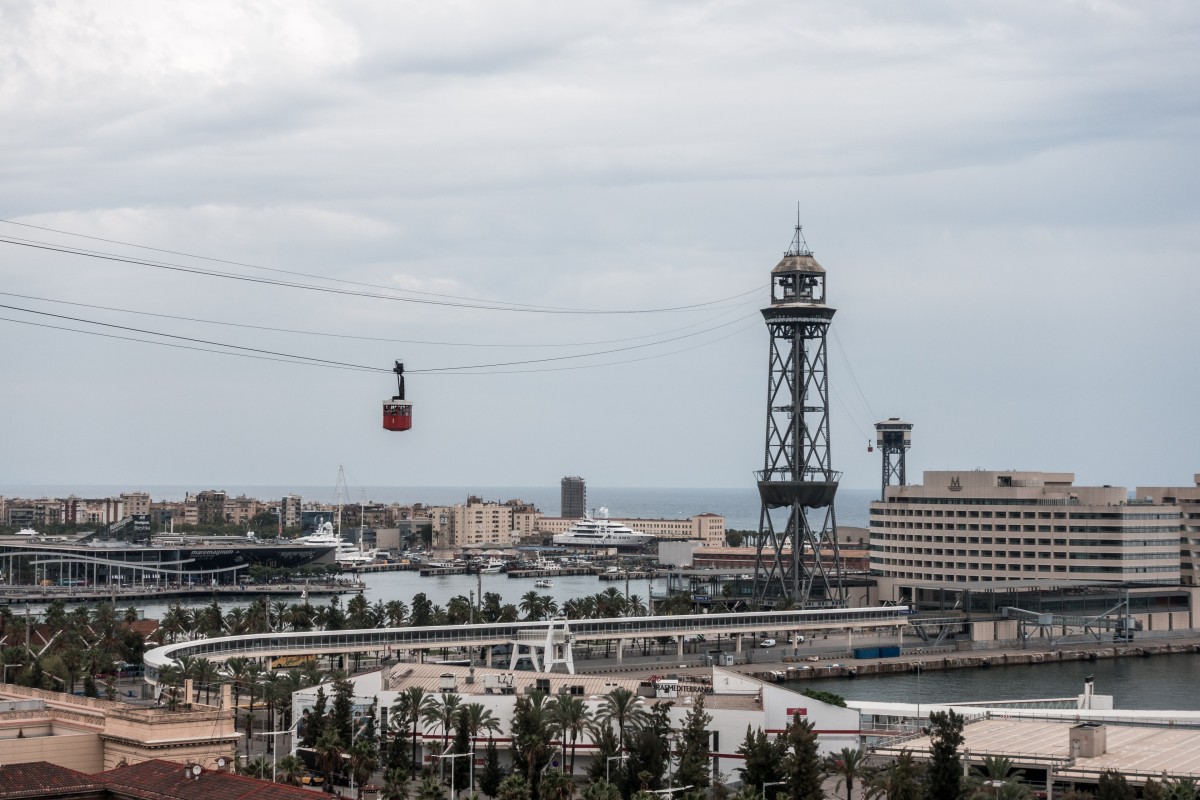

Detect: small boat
[478,559,506,574]
[534,579,554,589]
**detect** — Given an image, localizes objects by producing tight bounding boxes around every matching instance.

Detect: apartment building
[222,495,260,526]
[5,499,64,528]
[192,490,226,525]
[64,497,125,526]
[120,493,151,517]
[280,493,302,529]
[1138,474,1200,586]
[869,471,1181,600]
[447,497,542,548]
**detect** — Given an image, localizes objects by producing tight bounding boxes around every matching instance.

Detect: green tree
[674,695,712,792]
[332,673,357,746]
[926,710,965,800]
[596,688,646,753]
[396,686,439,771]
[351,734,381,798]
[304,686,330,748]
[540,769,576,800]
[237,755,273,780]
[548,696,590,776]
[736,726,785,799]
[866,751,924,800]
[497,775,533,800]
[829,748,867,800]
[277,754,307,786]
[419,776,448,800]
[582,783,621,800]
[383,766,410,799]
[1097,770,1135,800]
[782,716,824,800]
[316,727,347,793]
[480,737,504,798]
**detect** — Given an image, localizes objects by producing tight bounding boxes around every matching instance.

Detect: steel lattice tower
[753,222,846,608]
[875,418,913,501]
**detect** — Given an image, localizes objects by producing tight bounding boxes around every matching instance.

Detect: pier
[0,581,361,605]
[598,570,656,581]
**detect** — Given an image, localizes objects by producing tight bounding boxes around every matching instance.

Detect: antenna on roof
[785,202,812,257]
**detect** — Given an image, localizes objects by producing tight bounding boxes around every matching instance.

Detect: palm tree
[194,657,221,705]
[461,702,502,760]
[382,766,409,799]
[418,775,446,800]
[548,696,591,776]
[865,751,923,800]
[350,735,381,798]
[423,692,463,779]
[238,755,273,780]
[384,600,409,628]
[223,656,250,711]
[395,686,439,770]
[596,688,645,752]
[829,747,867,800]
[316,727,346,793]
[276,754,307,786]
[519,591,545,621]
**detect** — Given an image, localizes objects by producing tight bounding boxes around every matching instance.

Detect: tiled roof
[0,762,105,798]
[100,759,314,800]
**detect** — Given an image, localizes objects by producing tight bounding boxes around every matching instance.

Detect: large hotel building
[869,470,1183,603]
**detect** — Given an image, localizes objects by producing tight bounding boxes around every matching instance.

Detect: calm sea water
[795,653,1200,712]
[0,484,877,532]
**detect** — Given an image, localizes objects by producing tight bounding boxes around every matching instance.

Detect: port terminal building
[866,470,1199,637]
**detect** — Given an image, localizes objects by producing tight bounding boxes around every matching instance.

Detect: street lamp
[438,751,474,800]
[606,754,628,783]
[762,780,785,800]
[256,718,300,784]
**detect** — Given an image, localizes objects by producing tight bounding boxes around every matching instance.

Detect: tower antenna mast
[753,214,846,607]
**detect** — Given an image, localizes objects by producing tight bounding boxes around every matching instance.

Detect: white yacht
[478,558,506,574]
[552,509,654,548]
[300,522,377,565]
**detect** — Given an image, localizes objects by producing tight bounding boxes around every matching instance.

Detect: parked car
[759,638,776,648]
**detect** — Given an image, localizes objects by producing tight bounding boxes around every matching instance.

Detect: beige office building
[1138,474,1200,586]
[869,471,1181,600]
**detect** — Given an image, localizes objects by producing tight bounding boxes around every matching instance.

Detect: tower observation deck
[753,221,846,607]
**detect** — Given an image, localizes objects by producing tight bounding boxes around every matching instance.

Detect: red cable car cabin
[383,361,413,431]
[383,399,412,431]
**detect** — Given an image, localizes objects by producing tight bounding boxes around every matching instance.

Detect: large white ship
[552,509,654,548]
[299,521,378,565]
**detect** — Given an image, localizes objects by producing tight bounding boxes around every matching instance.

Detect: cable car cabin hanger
[383,360,412,431]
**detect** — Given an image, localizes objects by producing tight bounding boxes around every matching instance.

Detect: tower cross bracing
[753,221,846,608]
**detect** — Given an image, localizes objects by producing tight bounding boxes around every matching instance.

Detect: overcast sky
[1,1,1197,495]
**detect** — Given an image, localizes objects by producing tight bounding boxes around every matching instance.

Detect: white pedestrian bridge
[144,605,913,680]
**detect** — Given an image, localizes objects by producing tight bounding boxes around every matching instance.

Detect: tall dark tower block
[875,418,913,501]
[561,476,586,519]
[753,222,846,607]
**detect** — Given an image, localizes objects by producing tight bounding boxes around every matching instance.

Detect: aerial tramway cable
[0,228,762,315]
[0,289,761,349]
